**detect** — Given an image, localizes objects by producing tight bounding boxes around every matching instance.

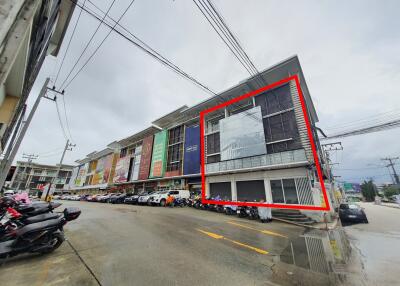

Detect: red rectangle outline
[199,74,330,211]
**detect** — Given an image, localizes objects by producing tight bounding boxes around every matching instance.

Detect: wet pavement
[344,202,400,286]
[0,201,362,286]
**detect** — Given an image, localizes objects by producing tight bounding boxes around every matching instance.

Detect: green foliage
[383,186,400,198]
[361,180,376,202]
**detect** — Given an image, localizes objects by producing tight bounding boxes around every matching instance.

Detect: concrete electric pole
[381,157,400,185]
[0,78,64,190]
[43,139,75,201]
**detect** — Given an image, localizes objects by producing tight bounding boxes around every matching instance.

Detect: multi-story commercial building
[69,56,337,221]
[10,161,73,195]
[0,0,75,152]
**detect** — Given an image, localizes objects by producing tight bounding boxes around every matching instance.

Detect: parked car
[109,193,128,204]
[339,203,368,223]
[149,190,190,206]
[97,194,111,203]
[138,191,157,205]
[87,194,101,202]
[124,194,140,205]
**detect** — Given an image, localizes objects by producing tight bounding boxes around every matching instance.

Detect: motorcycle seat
[24,213,61,224]
[15,218,62,237]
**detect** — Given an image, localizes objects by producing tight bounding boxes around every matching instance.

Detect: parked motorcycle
[224,205,237,215]
[236,206,249,218]
[0,207,81,260]
[247,206,259,220]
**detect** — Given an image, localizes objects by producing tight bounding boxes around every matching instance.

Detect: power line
[55,96,69,140]
[62,0,136,90]
[54,0,88,85]
[61,93,74,143]
[67,0,217,96]
[59,0,117,90]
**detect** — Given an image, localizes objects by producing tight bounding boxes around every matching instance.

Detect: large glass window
[271,178,299,204]
[236,180,266,202]
[255,83,302,154]
[271,179,284,203]
[283,179,298,204]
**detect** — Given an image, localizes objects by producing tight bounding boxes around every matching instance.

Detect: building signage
[219,106,266,161]
[130,145,142,181]
[93,154,113,185]
[69,166,79,188]
[75,163,88,187]
[113,156,131,183]
[183,125,200,175]
[150,130,168,178]
[138,135,154,180]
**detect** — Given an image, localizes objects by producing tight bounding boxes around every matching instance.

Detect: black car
[339,203,368,223]
[109,194,127,204]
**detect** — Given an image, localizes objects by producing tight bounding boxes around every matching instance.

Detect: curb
[272,217,339,230]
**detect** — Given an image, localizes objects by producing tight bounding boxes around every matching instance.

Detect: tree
[361,180,376,202]
[383,185,400,199]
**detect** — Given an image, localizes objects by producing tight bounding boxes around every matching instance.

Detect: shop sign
[138,135,154,180]
[149,130,168,178]
[113,156,131,183]
[183,125,200,175]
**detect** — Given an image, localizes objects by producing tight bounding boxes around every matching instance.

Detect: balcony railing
[206,149,307,174]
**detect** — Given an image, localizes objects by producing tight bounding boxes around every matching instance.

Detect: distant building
[0,0,75,152]
[10,161,73,194]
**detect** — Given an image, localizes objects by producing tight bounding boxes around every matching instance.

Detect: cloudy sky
[18,0,400,184]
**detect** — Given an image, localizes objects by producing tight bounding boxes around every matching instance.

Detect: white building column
[264,178,273,203]
[231,179,237,201]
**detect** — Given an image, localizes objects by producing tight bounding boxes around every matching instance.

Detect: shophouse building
[10,161,73,194]
[69,56,337,221]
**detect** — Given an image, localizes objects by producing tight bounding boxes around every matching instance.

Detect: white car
[138,191,157,205]
[149,190,190,206]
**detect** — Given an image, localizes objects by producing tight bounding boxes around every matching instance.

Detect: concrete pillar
[231,178,237,201]
[264,178,273,203]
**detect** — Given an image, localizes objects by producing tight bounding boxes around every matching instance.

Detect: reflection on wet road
[344,202,400,286]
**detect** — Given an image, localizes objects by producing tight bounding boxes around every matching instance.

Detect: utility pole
[0,78,57,190]
[43,139,75,201]
[381,157,400,185]
[15,153,38,192]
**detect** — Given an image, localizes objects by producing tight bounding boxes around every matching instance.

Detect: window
[255,83,301,154]
[209,182,231,200]
[206,132,220,155]
[166,126,184,173]
[120,148,127,158]
[271,180,284,203]
[169,191,179,195]
[236,180,266,202]
[271,178,299,204]
[283,179,298,204]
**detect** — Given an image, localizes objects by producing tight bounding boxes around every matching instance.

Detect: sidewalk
[378,202,400,209]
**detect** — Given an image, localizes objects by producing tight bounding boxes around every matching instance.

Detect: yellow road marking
[227,221,288,238]
[196,229,269,255]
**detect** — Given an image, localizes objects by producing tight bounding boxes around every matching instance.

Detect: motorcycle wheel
[37,232,64,254]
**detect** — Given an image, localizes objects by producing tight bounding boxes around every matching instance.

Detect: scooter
[247,206,259,220]
[236,206,248,218]
[224,205,237,215]
[0,207,81,260]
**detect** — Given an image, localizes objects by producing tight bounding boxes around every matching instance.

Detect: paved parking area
[0,201,339,286]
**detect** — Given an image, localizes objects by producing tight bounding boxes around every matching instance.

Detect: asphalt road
[344,202,400,286]
[0,201,359,286]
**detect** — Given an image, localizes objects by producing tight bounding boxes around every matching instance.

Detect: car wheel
[160,199,166,207]
[363,218,369,223]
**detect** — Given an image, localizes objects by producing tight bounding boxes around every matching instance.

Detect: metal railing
[206,149,307,174]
